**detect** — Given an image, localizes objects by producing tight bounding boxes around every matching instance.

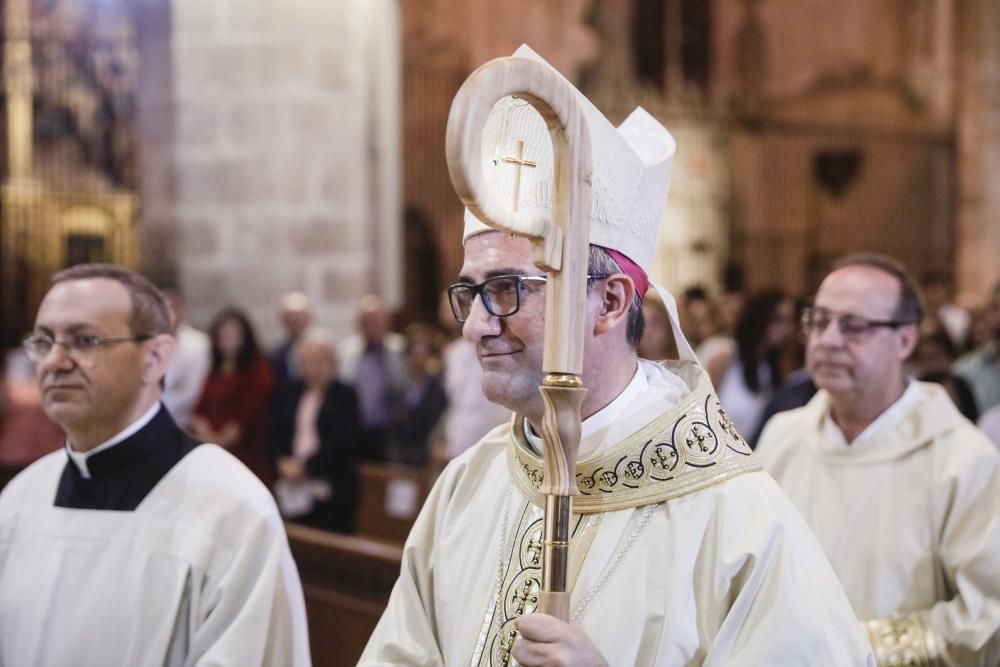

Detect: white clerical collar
[823,379,922,449]
[524,359,687,459]
[65,402,162,479]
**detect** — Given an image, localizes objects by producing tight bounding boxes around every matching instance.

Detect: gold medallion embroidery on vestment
[507,370,760,513]
[473,363,761,665]
[470,500,600,667]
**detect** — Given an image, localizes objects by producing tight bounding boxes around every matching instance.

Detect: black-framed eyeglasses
[22,333,153,364]
[447,274,610,323]
[800,307,914,342]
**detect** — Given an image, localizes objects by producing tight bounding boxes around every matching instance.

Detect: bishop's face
[459,232,547,417]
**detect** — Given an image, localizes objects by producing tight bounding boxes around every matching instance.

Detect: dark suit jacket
[392,377,447,466]
[271,381,361,532]
[269,341,297,392]
[750,369,817,448]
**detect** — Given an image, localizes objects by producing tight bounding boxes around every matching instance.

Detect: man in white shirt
[161,286,210,429]
[0,263,311,666]
[757,253,1000,666]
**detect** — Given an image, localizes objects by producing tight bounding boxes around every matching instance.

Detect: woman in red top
[192,309,275,487]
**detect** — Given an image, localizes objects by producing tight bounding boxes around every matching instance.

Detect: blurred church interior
[1,1,999,664]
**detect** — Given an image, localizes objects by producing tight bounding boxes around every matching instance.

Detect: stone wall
[134,0,997,330]
[583,0,730,293]
[717,0,958,295]
[136,0,400,343]
[956,0,1000,303]
[582,0,970,298]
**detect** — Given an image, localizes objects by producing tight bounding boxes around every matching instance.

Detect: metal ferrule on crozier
[445,57,592,621]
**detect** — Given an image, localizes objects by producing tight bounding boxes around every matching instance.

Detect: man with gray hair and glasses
[757,253,1000,666]
[0,263,310,666]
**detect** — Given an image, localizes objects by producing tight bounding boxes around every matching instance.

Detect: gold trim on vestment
[476,364,761,665]
[507,369,761,513]
[471,500,601,667]
[863,613,943,666]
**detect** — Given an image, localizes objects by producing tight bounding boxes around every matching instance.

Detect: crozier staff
[445,37,595,624]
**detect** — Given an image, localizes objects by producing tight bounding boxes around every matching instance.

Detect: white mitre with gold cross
[462,44,696,361]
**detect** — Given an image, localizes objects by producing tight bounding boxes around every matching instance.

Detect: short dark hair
[52,263,173,336]
[830,253,924,324]
[587,246,645,348]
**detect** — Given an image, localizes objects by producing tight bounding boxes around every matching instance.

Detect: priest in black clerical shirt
[0,263,311,666]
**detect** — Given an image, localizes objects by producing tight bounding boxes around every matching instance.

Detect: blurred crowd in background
[1,267,998,535]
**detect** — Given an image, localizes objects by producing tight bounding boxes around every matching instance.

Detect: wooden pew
[287,463,436,664]
[287,523,403,667]
[355,462,431,543]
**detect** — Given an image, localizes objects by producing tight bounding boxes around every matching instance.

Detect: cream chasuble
[360,360,874,666]
[757,382,1000,666]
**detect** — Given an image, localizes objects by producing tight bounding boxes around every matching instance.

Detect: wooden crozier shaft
[443,56,592,622]
[538,376,586,619]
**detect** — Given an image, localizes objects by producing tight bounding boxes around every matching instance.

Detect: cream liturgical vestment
[360,360,875,666]
[0,405,310,666]
[757,382,1000,666]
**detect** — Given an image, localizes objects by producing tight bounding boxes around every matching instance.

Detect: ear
[143,333,176,385]
[592,274,636,337]
[896,323,919,361]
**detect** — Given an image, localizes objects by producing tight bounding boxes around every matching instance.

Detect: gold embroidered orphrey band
[507,370,761,514]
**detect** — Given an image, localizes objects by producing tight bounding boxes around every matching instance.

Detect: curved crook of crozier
[444,55,592,377]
